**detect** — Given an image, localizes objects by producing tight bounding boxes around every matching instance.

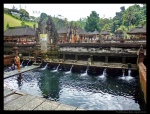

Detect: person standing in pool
[14,55,21,72]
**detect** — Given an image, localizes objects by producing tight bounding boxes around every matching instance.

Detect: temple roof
[100,31,110,35]
[78,27,88,35]
[4,26,36,37]
[57,26,100,35]
[57,27,68,34]
[127,26,146,34]
[89,29,99,35]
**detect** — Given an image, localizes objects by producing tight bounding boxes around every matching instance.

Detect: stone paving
[3,65,85,110]
[4,65,40,79]
[4,87,85,110]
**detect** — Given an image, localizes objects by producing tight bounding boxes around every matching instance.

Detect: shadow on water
[38,70,61,100]
[17,73,23,89]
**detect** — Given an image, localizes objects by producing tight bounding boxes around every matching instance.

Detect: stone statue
[41,20,46,34]
[67,24,71,40]
[45,15,58,44]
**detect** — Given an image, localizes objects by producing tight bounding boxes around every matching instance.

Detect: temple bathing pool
[4,65,145,110]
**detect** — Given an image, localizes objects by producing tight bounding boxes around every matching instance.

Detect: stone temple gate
[36,15,58,53]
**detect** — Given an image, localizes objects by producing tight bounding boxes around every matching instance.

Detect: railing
[58,39,146,44]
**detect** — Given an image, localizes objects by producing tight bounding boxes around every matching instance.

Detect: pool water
[4,67,143,110]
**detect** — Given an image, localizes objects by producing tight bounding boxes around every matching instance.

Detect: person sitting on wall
[4,64,15,72]
[14,55,21,72]
[4,66,12,72]
[11,63,15,70]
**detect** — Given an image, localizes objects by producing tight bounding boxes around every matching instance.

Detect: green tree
[85,11,100,32]
[21,21,26,26]
[142,4,146,15]
[138,20,145,27]
[111,6,125,33]
[123,6,135,30]
[52,16,68,30]
[99,18,112,31]
[120,6,125,12]
[119,25,127,32]
[102,24,109,31]
[77,18,86,30]
[4,8,10,14]
[111,22,117,33]
[12,5,15,9]
[6,22,9,29]
[129,25,135,30]
[40,12,48,20]
[19,8,29,21]
[118,25,128,39]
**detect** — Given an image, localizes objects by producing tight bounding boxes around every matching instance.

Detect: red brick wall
[4,55,15,66]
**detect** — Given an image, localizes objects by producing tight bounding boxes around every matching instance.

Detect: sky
[4,4,143,21]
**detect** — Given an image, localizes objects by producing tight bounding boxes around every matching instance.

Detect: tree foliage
[6,22,9,29]
[77,18,86,30]
[85,11,100,32]
[52,16,68,30]
[21,21,26,26]
[19,8,29,20]
[110,4,146,33]
[40,12,48,20]
[4,4,146,34]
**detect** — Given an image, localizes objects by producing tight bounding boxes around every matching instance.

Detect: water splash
[25,59,31,67]
[80,66,88,76]
[65,65,73,74]
[20,60,24,67]
[98,68,107,79]
[119,72,125,80]
[51,64,60,72]
[40,63,49,70]
[119,69,134,81]
[125,69,134,80]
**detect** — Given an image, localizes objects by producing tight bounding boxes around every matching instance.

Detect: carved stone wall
[138,62,146,103]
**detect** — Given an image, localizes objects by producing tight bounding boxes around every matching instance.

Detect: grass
[4,13,38,31]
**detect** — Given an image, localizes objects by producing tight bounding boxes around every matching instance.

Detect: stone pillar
[40,34,48,53]
[122,57,126,64]
[105,56,108,63]
[75,54,78,62]
[90,55,93,64]
[63,54,65,61]
[137,45,144,63]
[12,46,19,56]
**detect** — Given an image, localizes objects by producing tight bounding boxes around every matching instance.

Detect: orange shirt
[14,56,20,65]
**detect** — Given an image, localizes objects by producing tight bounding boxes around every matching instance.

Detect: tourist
[4,63,15,72]
[4,66,12,72]
[11,63,15,70]
[14,55,21,72]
